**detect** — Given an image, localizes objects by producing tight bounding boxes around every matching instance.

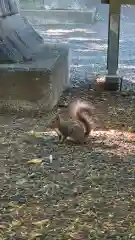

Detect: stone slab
[0,43,70,113]
[22,8,97,25]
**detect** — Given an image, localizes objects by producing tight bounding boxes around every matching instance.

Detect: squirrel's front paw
[58,135,66,144]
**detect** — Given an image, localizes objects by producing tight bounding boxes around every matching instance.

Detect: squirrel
[48,99,94,144]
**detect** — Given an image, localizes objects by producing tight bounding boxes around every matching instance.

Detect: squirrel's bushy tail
[69,99,94,137]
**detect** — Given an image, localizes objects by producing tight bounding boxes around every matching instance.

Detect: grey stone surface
[0,0,19,17]
[22,8,97,25]
[0,13,44,62]
[0,44,70,113]
[20,0,99,10]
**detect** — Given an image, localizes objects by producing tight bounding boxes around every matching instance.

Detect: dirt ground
[0,88,135,240]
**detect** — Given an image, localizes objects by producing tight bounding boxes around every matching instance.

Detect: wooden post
[107,1,121,75]
[104,0,121,90]
[101,0,135,90]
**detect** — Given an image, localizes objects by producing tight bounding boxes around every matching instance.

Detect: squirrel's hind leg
[75,136,88,145]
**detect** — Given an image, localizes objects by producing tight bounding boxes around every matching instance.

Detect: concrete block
[0,43,70,113]
[0,14,44,62]
[0,0,19,17]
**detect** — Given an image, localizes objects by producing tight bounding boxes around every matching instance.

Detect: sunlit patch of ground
[0,89,135,240]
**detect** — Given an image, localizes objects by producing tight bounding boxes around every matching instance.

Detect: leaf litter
[0,88,135,240]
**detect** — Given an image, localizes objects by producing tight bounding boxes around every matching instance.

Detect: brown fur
[69,99,94,137]
[48,99,94,144]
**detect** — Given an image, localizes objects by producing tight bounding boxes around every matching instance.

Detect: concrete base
[0,43,70,114]
[104,75,121,91]
[90,75,121,92]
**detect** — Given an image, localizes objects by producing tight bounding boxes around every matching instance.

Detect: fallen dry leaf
[27,158,43,164]
[29,232,43,240]
[128,133,135,142]
[0,225,7,230]
[11,220,23,227]
[32,219,49,227]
